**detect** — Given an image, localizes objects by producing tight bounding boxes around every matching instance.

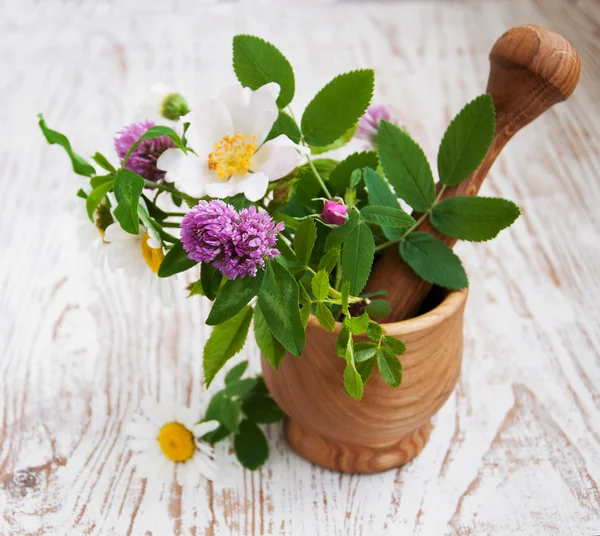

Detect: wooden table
[1,0,599,534]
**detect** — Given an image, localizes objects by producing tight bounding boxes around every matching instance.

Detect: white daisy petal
[125,419,159,439]
[253,135,302,181]
[193,420,220,437]
[128,438,158,452]
[196,454,218,481]
[176,407,201,431]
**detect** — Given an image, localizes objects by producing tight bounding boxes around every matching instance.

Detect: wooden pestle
[364,24,581,323]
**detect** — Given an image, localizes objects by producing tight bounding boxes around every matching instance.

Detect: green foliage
[85,181,113,221]
[158,241,197,278]
[201,263,223,301]
[234,420,269,470]
[383,335,406,355]
[221,397,241,432]
[342,221,374,295]
[376,120,436,212]
[254,303,287,370]
[324,210,360,250]
[343,362,364,400]
[366,321,383,342]
[400,232,468,289]
[318,248,339,273]
[362,167,403,241]
[37,114,95,176]
[308,124,357,155]
[122,126,186,167]
[258,260,305,356]
[203,306,253,386]
[301,70,374,147]
[315,302,336,332]
[225,378,257,397]
[311,270,330,301]
[233,35,295,108]
[92,152,116,172]
[431,196,520,242]
[345,312,370,335]
[112,168,144,235]
[294,217,317,266]
[353,342,378,362]
[366,299,391,318]
[225,361,248,384]
[360,205,416,229]
[377,347,403,387]
[438,94,495,186]
[328,152,378,195]
[187,279,205,297]
[241,391,285,423]
[206,271,265,325]
[356,357,377,384]
[266,111,301,143]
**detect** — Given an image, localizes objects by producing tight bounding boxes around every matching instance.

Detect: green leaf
[318,248,339,274]
[400,232,468,289]
[311,270,330,301]
[276,235,297,262]
[430,196,520,242]
[202,392,231,444]
[353,342,378,363]
[233,35,295,108]
[341,281,350,316]
[377,121,436,212]
[187,279,205,297]
[203,306,254,387]
[336,326,350,358]
[366,321,383,342]
[344,312,370,335]
[242,393,285,424]
[300,302,311,328]
[360,205,416,229]
[92,152,116,172]
[315,302,336,332]
[342,222,375,295]
[438,94,495,186]
[90,174,113,189]
[122,126,186,166]
[37,114,95,177]
[366,299,391,318]
[383,335,406,355]
[225,361,248,384]
[362,167,403,241]
[221,397,241,433]
[294,217,317,266]
[357,357,377,384]
[350,169,363,189]
[343,361,364,400]
[266,111,301,143]
[308,124,357,155]
[234,419,269,470]
[206,271,265,326]
[254,304,287,370]
[301,70,374,147]
[113,168,144,235]
[158,241,197,277]
[324,210,360,250]
[201,263,223,301]
[258,260,305,356]
[328,152,378,195]
[85,181,113,221]
[377,347,403,387]
[225,378,257,398]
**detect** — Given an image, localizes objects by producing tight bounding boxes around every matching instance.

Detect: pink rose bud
[322,200,347,226]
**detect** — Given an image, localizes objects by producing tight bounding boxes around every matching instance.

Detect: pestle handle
[364,25,581,323]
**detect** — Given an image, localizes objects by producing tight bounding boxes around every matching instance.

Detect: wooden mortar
[262,288,468,473]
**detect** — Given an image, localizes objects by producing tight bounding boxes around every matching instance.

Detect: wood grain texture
[262,289,467,474]
[1,0,599,534]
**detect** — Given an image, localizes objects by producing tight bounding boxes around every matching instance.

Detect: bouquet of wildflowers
[40,35,519,472]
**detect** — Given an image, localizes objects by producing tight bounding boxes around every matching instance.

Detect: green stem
[162,222,181,228]
[144,180,183,198]
[164,211,187,217]
[306,155,332,200]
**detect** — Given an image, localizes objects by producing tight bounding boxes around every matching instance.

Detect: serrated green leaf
[112,168,144,234]
[438,94,495,186]
[366,321,383,342]
[353,342,378,362]
[92,152,116,172]
[187,279,205,297]
[315,302,336,332]
[158,240,197,278]
[318,248,339,273]
[383,336,406,355]
[342,221,374,295]
[300,302,310,328]
[37,114,95,176]
[203,306,254,387]
[357,357,376,384]
[328,152,378,196]
[344,312,370,335]
[275,235,297,262]
[324,210,360,250]
[360,205,416,229]
[311,270,330,301]
[225,378,257,398]
[362,167,403,240]
[400,232,468,289]
[309,124,357,155]
[254,304,286,370]
[234,419,269,470]
[341,281,351,316]
[302,70,374,147]
[377,121,436,212]
[366,299,391,318]
[241,393,285,424]
[377,347,403,388]
[221,397,241,433]
[258,260,305,356]
[430,196,520,242]
[343,361,364,400]
[294,217,317,266]
[201,263,223,301]
[85,181,113,221]
[350,169,363,189]
[225,361,248,384]
[336,326,350,358]
[206,270,264,325]
[233,35,295,108]
[266,111,301,144]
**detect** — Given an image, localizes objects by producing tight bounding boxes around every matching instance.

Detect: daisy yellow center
[158,422,196,462]
[207,132,257,179]
[141,233,164,274]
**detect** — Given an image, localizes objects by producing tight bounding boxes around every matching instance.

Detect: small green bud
[161,93,190,121]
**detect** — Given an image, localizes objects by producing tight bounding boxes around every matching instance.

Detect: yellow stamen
[158,422,196,462]
[207,132,257,179]
[141,233,164,274]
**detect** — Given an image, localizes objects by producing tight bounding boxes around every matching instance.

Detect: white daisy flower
[126,398,220,485]
[134,83,191,126]
[157,82,302,202]
[102,222,175,307]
